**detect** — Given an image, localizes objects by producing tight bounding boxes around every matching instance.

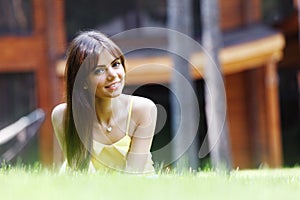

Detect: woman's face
[87,49,125,99]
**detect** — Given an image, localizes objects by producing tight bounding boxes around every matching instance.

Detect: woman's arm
[126,96,157,173]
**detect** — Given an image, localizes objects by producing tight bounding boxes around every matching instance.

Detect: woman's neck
[94,96,120,125]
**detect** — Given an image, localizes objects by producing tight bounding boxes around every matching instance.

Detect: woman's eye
[112,61,121,68]
[94,68,105,75]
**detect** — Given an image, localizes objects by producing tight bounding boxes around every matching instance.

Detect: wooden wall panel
[225,71,253,168]
[37,0,67,165]
[0,0,67,165]
[53,0,67,55]
[0,38,44,70]
[220,0,261,31]
[225,63,282,168]
[220,0,244,30]
[252,0,262,23]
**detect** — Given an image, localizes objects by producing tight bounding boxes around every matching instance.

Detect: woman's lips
[105,81,120,90]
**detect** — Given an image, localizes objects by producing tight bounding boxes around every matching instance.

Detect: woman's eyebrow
[110,58,120,64]
[94,58,120,70]
[92,64,105,72]
[95,64,106,68]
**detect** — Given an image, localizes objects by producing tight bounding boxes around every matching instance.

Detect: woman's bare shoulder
[52,103,66,123]
[131,95,157,122]
[131,95,156,110]
[51,103,67,154]
[51,103,66,134]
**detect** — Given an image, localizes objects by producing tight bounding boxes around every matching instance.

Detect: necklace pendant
[106,126,112,133]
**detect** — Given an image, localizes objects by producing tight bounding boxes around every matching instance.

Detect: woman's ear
[83,82,89,90]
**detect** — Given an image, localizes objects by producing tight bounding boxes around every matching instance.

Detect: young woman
[51,30,157,174]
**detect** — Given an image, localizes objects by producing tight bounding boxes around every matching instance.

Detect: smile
[105,81,121,90]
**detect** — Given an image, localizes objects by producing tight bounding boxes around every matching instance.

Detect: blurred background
[0,0,299,169]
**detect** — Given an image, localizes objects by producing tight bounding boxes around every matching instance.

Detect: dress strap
[125,96,133,135]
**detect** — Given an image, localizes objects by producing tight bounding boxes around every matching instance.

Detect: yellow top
[59,97,155,174]
[90,97,155,174]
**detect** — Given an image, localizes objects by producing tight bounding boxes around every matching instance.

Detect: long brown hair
[64,30,125,170]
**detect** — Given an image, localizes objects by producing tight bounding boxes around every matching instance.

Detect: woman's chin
[108,90,122,98]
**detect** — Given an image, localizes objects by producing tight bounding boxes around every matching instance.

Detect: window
[0,0,33,35]
[65,0,167,41]
[262,0,295,25]
[0,72,36,128]
[0,72,38,164]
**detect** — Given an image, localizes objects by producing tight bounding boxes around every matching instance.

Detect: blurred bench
[0,109,45,164]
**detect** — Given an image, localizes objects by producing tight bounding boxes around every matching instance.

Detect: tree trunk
[201,0,232,171]
[167,0,199,170]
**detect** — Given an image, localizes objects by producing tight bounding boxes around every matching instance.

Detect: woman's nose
[107,67,117,80]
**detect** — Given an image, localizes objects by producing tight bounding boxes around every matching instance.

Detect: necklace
[100,123,112,134]
[106,126,112,133]
[96,116,113,134]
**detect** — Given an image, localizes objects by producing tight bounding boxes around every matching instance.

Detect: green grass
[1,165,300,200]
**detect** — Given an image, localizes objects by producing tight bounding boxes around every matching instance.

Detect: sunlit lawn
[1,165,300,200]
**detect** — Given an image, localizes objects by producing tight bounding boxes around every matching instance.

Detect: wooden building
[120,28,284,168]
[0,0,66,164]
[0,0,289,168]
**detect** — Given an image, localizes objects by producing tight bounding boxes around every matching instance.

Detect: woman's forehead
[97,49,118,66]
